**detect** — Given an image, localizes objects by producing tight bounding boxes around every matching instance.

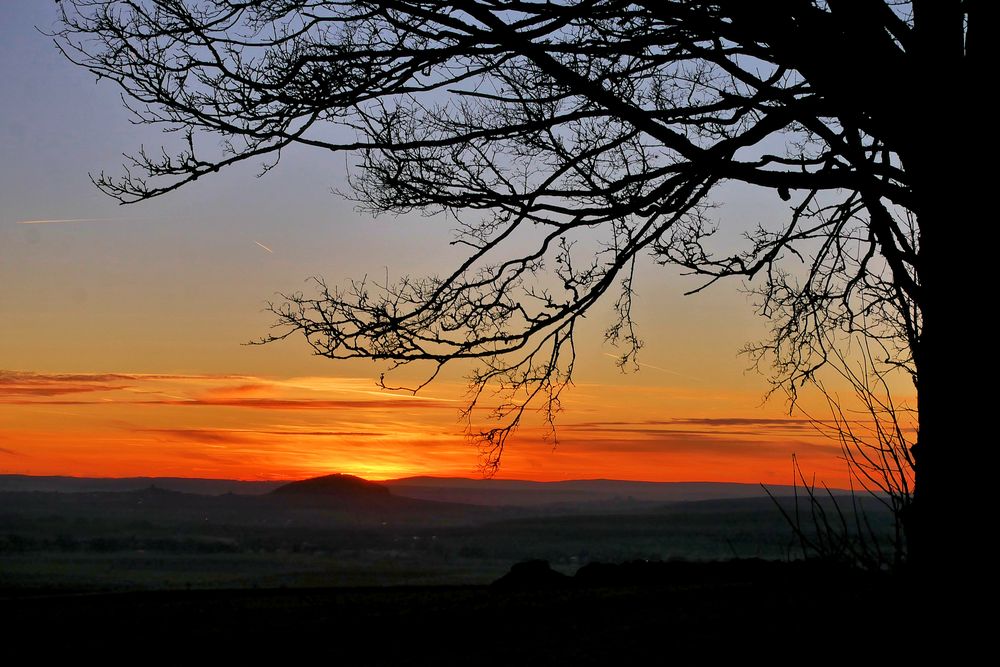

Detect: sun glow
[0,369,865,485]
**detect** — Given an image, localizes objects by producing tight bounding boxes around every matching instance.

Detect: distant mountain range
[0,473,881,568]
[0,474,284,496]
[383,476,814,507]
[0,474,480,528]
[0,473,825,508]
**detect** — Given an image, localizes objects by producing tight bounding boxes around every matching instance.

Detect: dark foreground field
[0,479,895,592]
[1,562,932,663]
[1,477,960,662]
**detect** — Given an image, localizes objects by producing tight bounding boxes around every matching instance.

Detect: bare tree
[767,337,914,570]
[52,1,984,571]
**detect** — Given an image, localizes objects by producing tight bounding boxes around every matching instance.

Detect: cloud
[568,417,816,428]
[142,428,384,444]
[559,417,851,439]
[0,372,453,410]
[0,371,132,397]
[156,397,453,410]
[666,417,817,427]
[14,217,146,225]
[144,429,258,445]
[2,396,453,411]
[0,370,251,388]
[200,383,273,397]
[536,415,840,459]
[555,433,831,457]
[260,430,381,437]
[1,385,128,398]
[600,352,704,381]
[3,370,857,483]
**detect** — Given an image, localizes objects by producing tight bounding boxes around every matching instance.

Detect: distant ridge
[0,474,282,496]
[0,474,477,524]
[382,476,830,507]
[0,474,845,508]
[262,473,478,514]
[270,473,390,498]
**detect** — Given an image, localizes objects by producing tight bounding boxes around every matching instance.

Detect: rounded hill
[270,474,390,498]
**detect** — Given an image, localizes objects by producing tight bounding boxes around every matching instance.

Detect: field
[2,569,927,662]
[0,481,940,662]
[0,485,889,593]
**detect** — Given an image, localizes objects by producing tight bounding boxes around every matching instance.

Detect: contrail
[254,241,274,253]
[602,352,703,381]
[16,218,123,225]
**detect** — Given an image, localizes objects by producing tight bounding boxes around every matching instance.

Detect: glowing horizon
[0,5,916,492]
[0,369,881,487]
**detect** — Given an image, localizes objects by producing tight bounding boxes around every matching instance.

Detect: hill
[0,479,895,593]
[0,474,281,496]
[382,476,821,507]
[271,473,391,498]
[0,474,850,512]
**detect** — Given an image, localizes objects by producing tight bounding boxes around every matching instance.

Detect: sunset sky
[0,4,904,486]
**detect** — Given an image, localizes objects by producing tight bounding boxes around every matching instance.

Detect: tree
[769,335,915,571]
[53,1,984,571]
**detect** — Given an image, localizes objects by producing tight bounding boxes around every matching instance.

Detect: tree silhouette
[53,1,983,571]
[768,336,915,571]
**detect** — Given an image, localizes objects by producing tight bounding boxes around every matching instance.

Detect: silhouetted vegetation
[52,1,982,571]
[0,563,926,663]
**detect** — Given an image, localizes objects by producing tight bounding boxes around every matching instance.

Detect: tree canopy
[54,1,983,567]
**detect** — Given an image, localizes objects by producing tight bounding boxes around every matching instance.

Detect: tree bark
[909,205,966,575]
[901,0,972,577]
[907,136,983,576]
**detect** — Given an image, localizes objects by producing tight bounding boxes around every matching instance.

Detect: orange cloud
[156,397,454,410]
[0,369,857,486]
[0,371,131,396]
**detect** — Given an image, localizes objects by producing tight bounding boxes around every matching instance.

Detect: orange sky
[0,369,888,486]
[0,5,917,489]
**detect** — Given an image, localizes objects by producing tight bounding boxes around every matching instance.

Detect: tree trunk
[907,154,980,577]
[903,0,972,577]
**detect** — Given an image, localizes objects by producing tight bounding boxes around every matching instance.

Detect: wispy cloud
[15,217,136,225]
[143,429,259,445]
[0,371,253,399]
[0,371,131,397]
[555,433,829,457]
[667,417,815,427]
[601,352,704,382]
[0,369,853,484]
[254,241,274,253]
[160,397,453,410]
[3,397,453,410]
[0,371,454,410]
[563,416,819,434]
[142,428,384,444]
